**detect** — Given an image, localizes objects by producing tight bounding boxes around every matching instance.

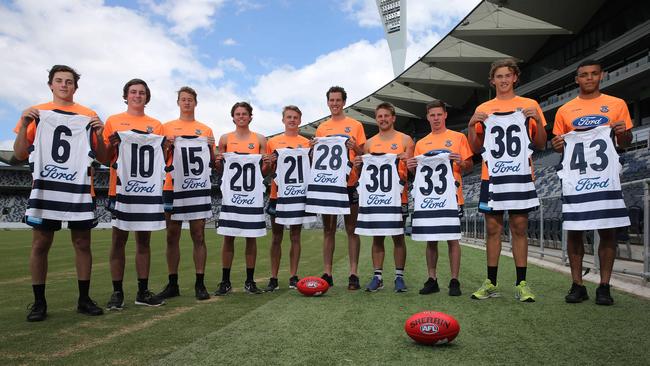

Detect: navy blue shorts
[25,216,98,231]
[478,180,536,215]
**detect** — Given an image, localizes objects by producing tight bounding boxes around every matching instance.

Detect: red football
[296,276,329,297]
[404,311,460,345]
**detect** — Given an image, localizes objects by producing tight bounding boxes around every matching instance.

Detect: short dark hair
[426,99,447,114]
[231,101,253,117]
[375,102,396,116]
[488,58,520,81]
[576,59,602,73]
[122,79,151,104]
[282,105,302,117]
[326,86,347,102]
[177,86,197,103]
[48,65,80,89]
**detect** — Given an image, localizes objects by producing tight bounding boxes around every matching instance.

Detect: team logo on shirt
[600,106,609,113]
[391,143,398,150]
[297,144,304,148]
[195,129,202,135]
[41,165,77,181]
[571,115,609,128]
[248,143,255,149]
[445,140,452,147]
[575,177,609,192]
[367,194,393,205]
[125,180,156,193]
[146,126,153,133]
[344,127,351,133]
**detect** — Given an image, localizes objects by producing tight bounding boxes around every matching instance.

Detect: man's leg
[133,231,164,306]
[215,236,235,295]
[269,218,284,280]
[595,228,617,305]
[509,212,535,302]
[71,229,103,315]
[159,214,181,298]
[565,230,589,303]
[189,219,208,299]
[344,203,361,290]
[106,227,128,310]
[288,225,302,278]
[322,214,337,284]
[366,236,385,291]
[420,241,440,295]
[27,228,54,321]
[447,239,462,296]
[471,212,503,300]
[392,234,407,292]
[244,238,262,294]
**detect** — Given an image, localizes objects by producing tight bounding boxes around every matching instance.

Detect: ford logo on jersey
[41,164,78,181]
[367,194,392,205]
[125,180,155,193]
[231,194,255,205]
[575,177,610,191]
[572,115,609,128]
[182,177,207,190]
[314,173,338,184]
[492,161,521,174]
[421,197,447,209]
[284,185,306,196]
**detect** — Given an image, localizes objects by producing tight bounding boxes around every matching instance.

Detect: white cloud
[222,38,237,46]
[142,0,225,38]
[0,140,14,150]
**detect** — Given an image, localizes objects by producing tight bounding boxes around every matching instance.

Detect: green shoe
[471,279,499,300]
[515,281,536,302]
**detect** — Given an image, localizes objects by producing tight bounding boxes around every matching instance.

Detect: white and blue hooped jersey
[274,148,316,225]
[557,126,630,230]
[481,111,539,210]
[169,136,213,221]
[112,130,167,231]
[355,153,404,236]
[411,153,461,241]
[305,136,352,215]
[26,109,95,221]
[217,153,266,237]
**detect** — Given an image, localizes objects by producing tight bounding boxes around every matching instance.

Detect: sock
[32,284,46,305]
[138,278,148,293]
[112,280,123,293]
[195,273,205,287]
[374,268,383,280]
[515,267,527,285]
[78,280,90,302]
[222,268,231,283]
[395,268,404,278]
[169,273,178,286]
[246,267,255,283]
[487,266,498,286]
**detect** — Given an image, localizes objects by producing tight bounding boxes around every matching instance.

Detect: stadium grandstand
[0,0,648,278]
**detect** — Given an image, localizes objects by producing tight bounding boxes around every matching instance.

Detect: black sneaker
[214,281,232,296]
[595,284,614,306]
[565,283,589,303]
[157,283,180,299]
[77,298,104,316]
[26,302,47,322]
[321,273,334,287]
[448,278,462,296]
[135,290,166,307]
[244,281,263,294]
[348,274,361,290]
[195,284,210,300]
[419,278,440,295]
[265,278,279,292]
[288,276,299,289]
[106,291,124,311]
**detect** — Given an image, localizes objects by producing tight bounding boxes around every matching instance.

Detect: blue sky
[0,0,478,148]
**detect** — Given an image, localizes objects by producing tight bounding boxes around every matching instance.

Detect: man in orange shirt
[13,65,106,321]
[354,102,413,292]
[263,105,311,291]
[551,59,632,305]
[467,59,547,302]
[157,87,214,301]
[407,100,473,296]
[314,86,366,290]
[102,79,166,309]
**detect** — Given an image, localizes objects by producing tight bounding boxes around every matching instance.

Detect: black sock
[516,267,527,285]
[138,278,148,293]
[78,280,90,302]
[112,280,123,293]
[246,267,255,283]
[32,284,46,304]
[169,273,178,286]
[487,266,498,286]
[222,268,231,283]
[195,273,205,287]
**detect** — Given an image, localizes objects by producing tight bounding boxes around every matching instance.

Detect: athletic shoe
[214,281,232,296]
[595,284,614,306]
[156,283,180,299]
[394,277,408,293]
[265,278,279,292]
[195,284,210,301]
[565,283,589,303]
[365,276,384,292]
[244,281,263,294]
[321,273,334,287]
[106,291,124,311]
[514,281,536,302]
[135,290,166,307]
[471,279,499,300]
[419,278,440,295]
[288,276,299,289]
[77,298,104,316]
[26,302,47,322]
[348,274,361,290]
[448,279,462,297]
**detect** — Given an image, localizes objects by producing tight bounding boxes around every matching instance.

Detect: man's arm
[12,108,39,162]
[467,111,487,153]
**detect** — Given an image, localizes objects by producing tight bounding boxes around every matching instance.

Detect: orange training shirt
[224,131,262,154]
[553,94,632,136]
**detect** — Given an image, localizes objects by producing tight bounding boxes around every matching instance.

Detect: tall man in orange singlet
[314,86,366,290]
[263,105,311,291]
[214,102,268,295]
[157,86,214,301]
[103,79,166,309]
[407,100,473,296]
[14,65,106,321]
[354,102,413,293]
[551,59,632,305]
[467,59,547,302]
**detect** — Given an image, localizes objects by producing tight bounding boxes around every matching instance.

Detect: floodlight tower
[376,0,407,77]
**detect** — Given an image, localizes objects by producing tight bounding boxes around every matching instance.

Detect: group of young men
[14,57,633,322]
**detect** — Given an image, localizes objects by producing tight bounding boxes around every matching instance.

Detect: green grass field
[1,229,649,365]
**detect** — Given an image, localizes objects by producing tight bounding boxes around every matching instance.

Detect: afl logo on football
[248,143,255,149]
[572,115,609,128]
[391,143,398,150]
[195,129,202,135]
[420,324,439,334]
[344,127,351,133]
[306,281,318,288]
[146,126,153,133]
[600,105,609,113]
[445,140,452,147]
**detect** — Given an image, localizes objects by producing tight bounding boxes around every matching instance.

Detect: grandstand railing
[461,178,650,281]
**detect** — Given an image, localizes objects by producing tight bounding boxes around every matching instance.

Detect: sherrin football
[296,276,329,297]
[404,311,460,345]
